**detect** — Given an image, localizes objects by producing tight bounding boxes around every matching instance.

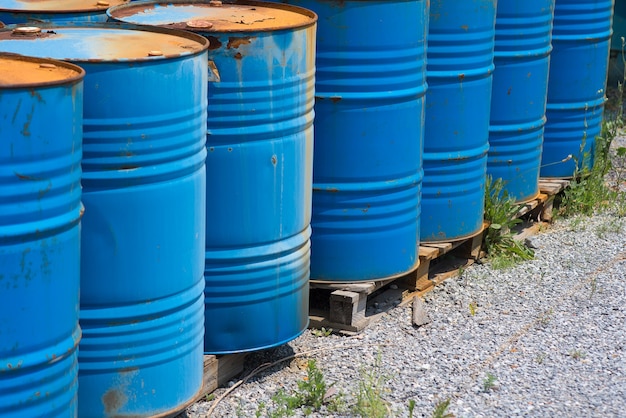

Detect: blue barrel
[0,0,129,24]
[611,0,626,51]
[488,0,554,202]
[267,0,427,281]
[422,0,496,242]
[0,23,209,417]
[108,0,315,354]
[541,0,614,177]
[608,0,626,85]
[0,53,84,418]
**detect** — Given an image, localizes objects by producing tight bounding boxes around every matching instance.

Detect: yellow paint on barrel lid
[0,0,128,12]
[0,54,84,87]
[108,0,317,33]
[0,25,208,62]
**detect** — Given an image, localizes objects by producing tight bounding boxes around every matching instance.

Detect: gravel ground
[182,139,626,418]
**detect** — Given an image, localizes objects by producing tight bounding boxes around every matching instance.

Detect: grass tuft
[483,176,534,269]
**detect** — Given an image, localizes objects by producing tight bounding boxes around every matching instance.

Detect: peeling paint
[227,36,254,49]
[102,389,127,416]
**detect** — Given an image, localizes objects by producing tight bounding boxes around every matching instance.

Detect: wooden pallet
[309,276,400,333]
[197,354,247,400]
[516,178,571,221]
[308,178,571,333]
[401,226,486,293]
[308,227,485,333]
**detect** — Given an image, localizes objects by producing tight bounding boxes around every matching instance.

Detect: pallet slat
[199,354,247,400]
[307,178,571,333]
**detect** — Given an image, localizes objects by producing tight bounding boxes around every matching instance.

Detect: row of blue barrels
[0,23,210,417]
[0,1,318,415]
[0,0,318,359]
[542,0,614,178]
[105,0,319,355]
[0,0,616,415]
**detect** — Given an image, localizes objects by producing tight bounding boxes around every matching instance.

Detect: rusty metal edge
[0,21,210,62]
[108,0,318,34]
[0,52,85,89]
[0,0,129,15]
[125,383,205,418]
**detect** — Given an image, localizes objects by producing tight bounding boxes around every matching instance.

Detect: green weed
[536,352,547,364]
[353,352,391,418]
[559,63,626,218]
[311,327,333,337]
[255,402,266,418]
[482,373,497,393]
[268,359,343,417]
[432,398,455,418]
[483,176,534,268]
[468,301,477,316]
[408,399,416,418]
[569,350,586,360]
[538,308,553,327]
[596,217,624,237]
[559,130,615,217]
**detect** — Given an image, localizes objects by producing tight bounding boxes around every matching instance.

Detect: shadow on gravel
[240,343,297,382]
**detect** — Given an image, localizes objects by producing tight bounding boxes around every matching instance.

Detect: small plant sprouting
[432,398,455,418]
[311,327,333,337]
[297,360,333,410]
[590,277,598,299]
[559,104,626,218]
[569,349,586,360]
[269,389,299,418]
[255,401,266,418]
[484,176,534,269]
[468,301,477,316]
[353,351,391,418]
[408,399,416,418]
[204,393,215,402]
[482,373,497,393]
[596,217,625,238]
[536,352,547,364]
[537,309,553,327]
[268,359,343,417]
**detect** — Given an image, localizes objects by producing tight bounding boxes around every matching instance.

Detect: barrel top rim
[0,22,209,62]
[0,0,129,14]
[0,52,85,88]
[107,0,317,34]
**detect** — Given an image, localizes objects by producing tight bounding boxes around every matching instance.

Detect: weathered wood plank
[200,353,247,399]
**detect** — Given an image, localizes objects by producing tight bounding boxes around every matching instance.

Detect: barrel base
[310,259,420,285]
[149,385,205,418]
[514,190,542,205]
[420,222,486,245]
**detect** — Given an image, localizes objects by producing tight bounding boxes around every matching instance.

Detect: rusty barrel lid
[0,22,209,62]
[0,53,84,87]
[0,0,129,14]
[107,0,316,33]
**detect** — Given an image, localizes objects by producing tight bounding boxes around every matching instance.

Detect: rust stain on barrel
[206,36,222,50]
[102,389,127,415]
[14,172,40,181]
[227,36,254,49]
